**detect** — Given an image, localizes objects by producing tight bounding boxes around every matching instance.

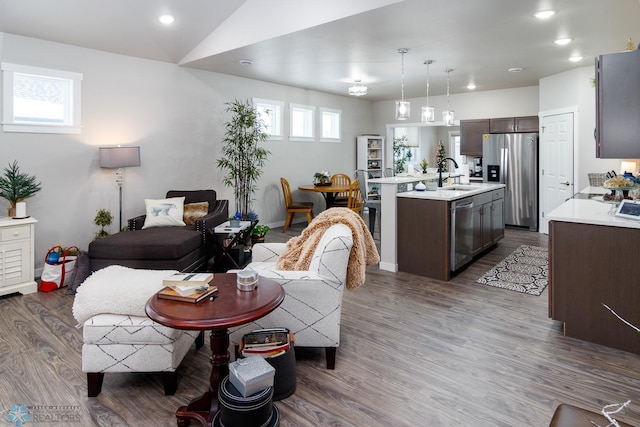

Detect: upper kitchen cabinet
[596,48,640,158]
[460,119,490,156]
[489,116,539,133]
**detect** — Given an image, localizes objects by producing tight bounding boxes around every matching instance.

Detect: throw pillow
[183,201,209,225]
[142,197,186,229]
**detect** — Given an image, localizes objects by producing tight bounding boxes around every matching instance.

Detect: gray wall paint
[1,33,373,269]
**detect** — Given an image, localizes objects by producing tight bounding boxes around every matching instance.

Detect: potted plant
[393,134,413,173]
[0,160,42,217]
[250,224,270,244]
[313,171,331,185]
[217,100,270,219]
[419,158,429,174]
[93,208,113,240]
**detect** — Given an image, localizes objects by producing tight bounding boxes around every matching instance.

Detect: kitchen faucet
[438,157,459,187]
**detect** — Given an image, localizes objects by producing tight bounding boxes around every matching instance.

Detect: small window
[320,108,341,142]
[290,103,315,142]
[253,98,283,140]
[2,63,83,134]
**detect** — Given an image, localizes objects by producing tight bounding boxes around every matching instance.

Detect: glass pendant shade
[442,110,455,126]
[421,106,435,123]
[395,48,410,120]
[396,100,411,120]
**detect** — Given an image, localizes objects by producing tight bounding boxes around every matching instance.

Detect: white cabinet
[0,217,37,296]
[356,135,385,200]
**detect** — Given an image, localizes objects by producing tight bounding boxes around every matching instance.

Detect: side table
[0,216,38,296]
[145,273,284,427]
[208,220,257,271]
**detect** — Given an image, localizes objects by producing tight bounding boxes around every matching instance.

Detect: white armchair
[229,223,353,369]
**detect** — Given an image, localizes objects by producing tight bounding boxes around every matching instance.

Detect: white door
[540,112,574,234]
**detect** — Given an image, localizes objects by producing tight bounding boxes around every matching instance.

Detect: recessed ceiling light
[508,67,524,73]
[467,83,476,90]
[554,38,572,46]
[159,15,175,24]
[569,56,583,62]
[534,10,556,19]
[238,59,253,66]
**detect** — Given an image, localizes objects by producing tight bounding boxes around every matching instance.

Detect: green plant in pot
[250,224,270,243]
[393,134,412,173]
[419,158,429,174]
[0,160,42,217]
[217,99,271,219]
[93,208,113,240]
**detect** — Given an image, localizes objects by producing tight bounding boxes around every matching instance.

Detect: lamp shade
[99,146,141,168]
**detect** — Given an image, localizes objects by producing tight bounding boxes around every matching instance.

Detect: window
[290,103,315,141]
[320,108,341,142]
[253,98,283,140]
[2,63,83,134]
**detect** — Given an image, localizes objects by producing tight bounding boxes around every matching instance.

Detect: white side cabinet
[0,217,37,296]
[356,135,385,200]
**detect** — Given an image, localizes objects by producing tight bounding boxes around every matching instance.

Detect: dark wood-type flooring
[1,222,640,426]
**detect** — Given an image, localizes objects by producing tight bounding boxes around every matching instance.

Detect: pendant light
[442,68,454,126]
[395,48,410,120]
[421,59,435,123]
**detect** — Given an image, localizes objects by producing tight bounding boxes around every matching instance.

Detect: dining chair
[355,169,381,235]
[280,178,314,232]
[346,180,364,213]
[330,173,351,207]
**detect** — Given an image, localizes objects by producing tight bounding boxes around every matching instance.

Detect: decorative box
[229,355,275,397]
[236,270,258,291]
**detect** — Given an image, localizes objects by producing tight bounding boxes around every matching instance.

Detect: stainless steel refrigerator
[482,133,538,230]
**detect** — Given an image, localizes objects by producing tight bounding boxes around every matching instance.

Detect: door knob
[561,181,571,186]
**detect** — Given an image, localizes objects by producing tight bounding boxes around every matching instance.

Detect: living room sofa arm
[195,199,229,243]
[128,215,147,231]
[252,243,286,262]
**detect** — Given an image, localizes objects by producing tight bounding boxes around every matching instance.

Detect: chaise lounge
[88,190,228,272]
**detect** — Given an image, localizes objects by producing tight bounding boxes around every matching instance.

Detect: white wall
[0,33,374,270]
[371,86,540,136]
[539,66,636,190]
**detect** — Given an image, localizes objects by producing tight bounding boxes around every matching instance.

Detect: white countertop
[369,172,463,185]
[547,186,640,229]
[397,183,505,202]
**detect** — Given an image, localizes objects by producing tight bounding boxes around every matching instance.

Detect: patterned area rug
[476,245,548,296]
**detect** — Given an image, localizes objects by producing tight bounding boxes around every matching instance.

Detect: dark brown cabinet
[489,116,539,133]
[471,189,504,255]
[460,119,489,156]
[596,48,640,158]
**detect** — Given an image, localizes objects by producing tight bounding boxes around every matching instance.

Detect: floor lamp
[99,146,141,231]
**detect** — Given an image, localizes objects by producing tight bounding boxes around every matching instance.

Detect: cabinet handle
[13,232,19,236]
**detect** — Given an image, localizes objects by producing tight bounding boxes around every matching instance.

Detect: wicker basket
[588,173,606,187]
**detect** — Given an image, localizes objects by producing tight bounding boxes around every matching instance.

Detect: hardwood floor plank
[0,226,639,426]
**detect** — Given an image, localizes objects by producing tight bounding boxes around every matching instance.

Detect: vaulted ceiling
[1,0,639,101]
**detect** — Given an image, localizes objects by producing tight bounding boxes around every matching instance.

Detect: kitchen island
[396,183,505,280]
[547,187,640,355]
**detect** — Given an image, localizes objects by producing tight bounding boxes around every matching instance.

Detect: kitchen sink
[440,185,480,191]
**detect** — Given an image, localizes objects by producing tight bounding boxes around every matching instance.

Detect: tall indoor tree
[217,100,270,218]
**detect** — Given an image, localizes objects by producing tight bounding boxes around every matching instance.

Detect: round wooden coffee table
[146,273,285,427]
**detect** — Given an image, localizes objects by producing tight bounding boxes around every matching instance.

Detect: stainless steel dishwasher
[450,197,474,271]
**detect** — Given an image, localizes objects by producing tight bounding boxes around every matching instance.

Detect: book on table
[157,284,218,303]
[162,273,214,296]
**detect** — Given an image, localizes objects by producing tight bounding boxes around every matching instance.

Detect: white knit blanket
[72,265,178,325]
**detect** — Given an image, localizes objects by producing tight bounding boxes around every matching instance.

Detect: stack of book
[240,329,291,358]
[157,272,217,303]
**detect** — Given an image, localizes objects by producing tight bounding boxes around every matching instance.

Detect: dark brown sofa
[88,190,228,272]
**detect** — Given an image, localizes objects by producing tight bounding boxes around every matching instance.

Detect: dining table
[298,183,351,208]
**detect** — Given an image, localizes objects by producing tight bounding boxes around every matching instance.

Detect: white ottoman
[72,265,205,397]
[82,314,202,397]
